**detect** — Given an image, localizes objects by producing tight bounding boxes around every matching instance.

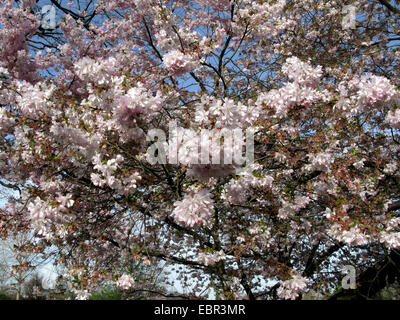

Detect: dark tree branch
[378,0,400,14]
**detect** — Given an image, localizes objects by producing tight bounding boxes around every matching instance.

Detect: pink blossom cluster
[114,84,164,126]
[198,250,226,266]
[304,150,335,173]
[196,0,231,11]
[163,50,199,76]
[195,95,260,129]
[172,189,214,227]
[91,153,141,195]
[385,109,400,129]
[379,217,400,249]
[168,126,253,180]
[0,1,39,81]
[116,274,135,290]
[156,26,202,52]
[189,129,238,162]
[74,56,121,86]
[0,66,8,78]
[235,0,293,38]
[199,25,227,55]
[48,121,103,162]
[357,74,399,109]
[221,179,248,205]
[62,265,91,300]
[337,74,399,112]
[74,57,102,81]
[0,106,15,132]
[73,289,90,300]
[221,172,274,205]
[0,77,15,107]
[383,161,398,175]
[379,231,400,249]
[281,56,323,88]
[256,57,331,118]
[27,195,74,240]
[311,179,337,199]
[248,224,273,249]
[277,275,308,300]
[327,223,370,246]
[58,15,98,61]
[15,81,56,119]
[91,154,124,187]
[278,196,311,219]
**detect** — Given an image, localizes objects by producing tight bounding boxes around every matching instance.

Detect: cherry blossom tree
[0,230,50,299]
[1,0,400,300]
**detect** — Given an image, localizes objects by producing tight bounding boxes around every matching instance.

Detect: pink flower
[116,274,135,290]
[328,224,370,246]
[305,150,335,172]
[56,193,75,211]
[281,57,323,88]
[357,74,399,108]
[379,231,400,249]
[198,250,226,266]
[163,50,198,75]
[277,275,308,300]
[74,290,90,300]
[114,84,163,126]
[338,74,399,112]
[385,109,400,129]
[172,189,214,227]
[256,57,331,118]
